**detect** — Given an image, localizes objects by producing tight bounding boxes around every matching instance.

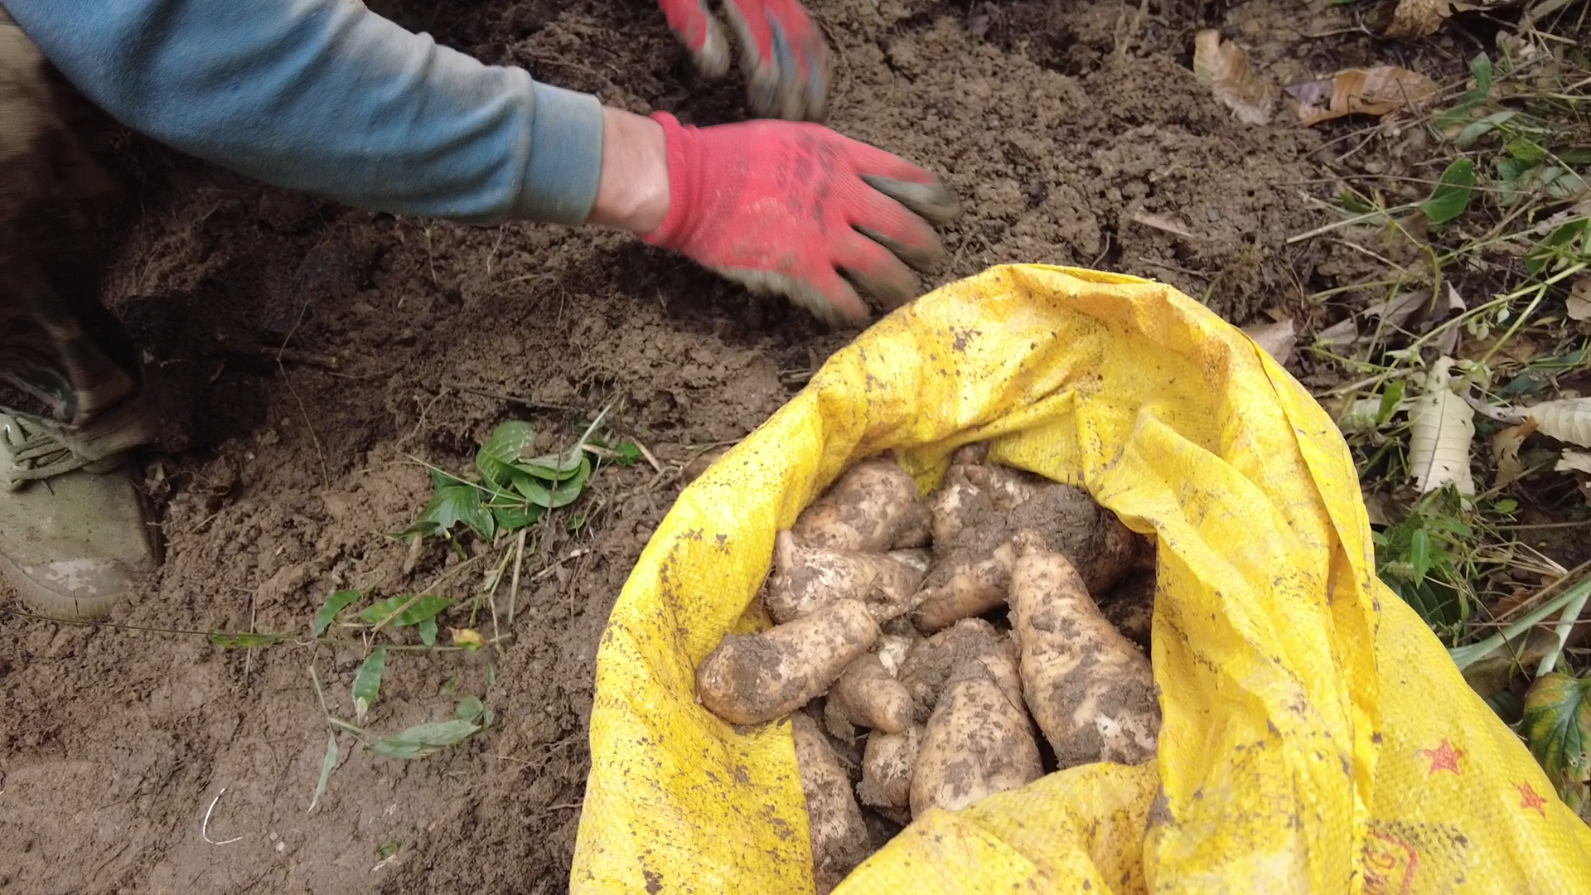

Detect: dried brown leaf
[1243,319,1296,365]
[1287,66,1442,126]
[1526,398,1591,449]
[1408,358,1475,495]
[1381,0,1449,38]
[1381,0,1517,38]
[1491,419,1538,488]
[1558,450,1591,475]
[1130,210,1197,239]
[1568,276,1591,322]
[1192,30,1274,126]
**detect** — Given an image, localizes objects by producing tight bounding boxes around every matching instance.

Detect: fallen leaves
[1188,31,1441,128]
[1557,451,1591,475]
[1381,0,1452,39]
[1524,398,1591,448]
[1492,418,1538,488]
[1242,318,1297,365]
[1193,30,1273,125]
[1129,210,1197,239]
[1569,277,1591,322]
[1522,671,1591,815]
[1380,0,1520,40]
[1407,358,1476,495]
[1286,66,1442,126]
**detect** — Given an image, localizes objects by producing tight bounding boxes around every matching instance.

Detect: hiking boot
[0,411,159,620]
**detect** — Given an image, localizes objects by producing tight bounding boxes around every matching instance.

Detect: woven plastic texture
[570,265,1591,894]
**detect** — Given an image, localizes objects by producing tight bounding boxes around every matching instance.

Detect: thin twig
[508,529,527,628]
[201,788,244,846]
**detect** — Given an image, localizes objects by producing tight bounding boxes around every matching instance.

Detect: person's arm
[4,0,605,226]
[6,0,959,324]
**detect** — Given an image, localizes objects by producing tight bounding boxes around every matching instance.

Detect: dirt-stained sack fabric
[570,265,1591,894]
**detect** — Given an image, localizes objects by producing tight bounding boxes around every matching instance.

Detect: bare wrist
[586,108,670,233]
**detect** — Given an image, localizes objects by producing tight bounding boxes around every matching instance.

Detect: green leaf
[308,732,338,814]
[1408,528,1432,585]
[417,616,439,646]
[1528,219,1588,276]
[1492,498,1519,515]
[490,501,544,532]
[1470,53,1492,94]
[476,421,536,487]
[1337,190,1375,214]
[314,589,363,637]
[515,447,587,481]
[611,441,644,467]
[455,696,495,728]
[353,648,387,722]
[511,457,591,509]
[1454,110,1516,148]
[1561,149,1591,166]
[456,696,486,722]
[1532,347,1589,375]
[372,718,483,760]
[1522,672,1591,801]
[403,482,495,541]
[1376,380,1406,425]
[209,631,290,649]
[1506,135,1547,164]
[359,594,453,628]
[1420,158,1475,225]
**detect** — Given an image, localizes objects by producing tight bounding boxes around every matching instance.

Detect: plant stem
[1286,206,1415,244]
[1450,573,1591,671]
[1537,583,1591,677]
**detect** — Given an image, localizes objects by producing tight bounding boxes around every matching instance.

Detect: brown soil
[0,0,1431,891]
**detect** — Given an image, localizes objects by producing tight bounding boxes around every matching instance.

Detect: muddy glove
[656,0,831,121]
[640,112,959,325]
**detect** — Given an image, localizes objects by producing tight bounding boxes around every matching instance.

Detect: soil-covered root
[897,618,1006,724]
[828,652,913,735]
[1007,536,1160,769]
[792,713,872,894]
[766,531,930,624]
[857,724,923,821]
[907,539,1020,633]
[1099,568,1156,653]
[793,458,932,552]
[913,480,1144,632]
[928,460,1041,544]
[696,599,880,725]
[909,636,1042,817]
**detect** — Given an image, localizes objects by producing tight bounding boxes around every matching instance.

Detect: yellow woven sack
[570,265,1591,894]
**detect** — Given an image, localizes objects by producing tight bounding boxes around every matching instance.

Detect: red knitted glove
[654,0,831,120]
[640,112,959,325]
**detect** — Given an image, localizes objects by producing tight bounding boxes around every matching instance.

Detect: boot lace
[0,413,93,491]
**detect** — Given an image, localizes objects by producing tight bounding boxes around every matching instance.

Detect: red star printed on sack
[1517,782,1549,816]
[1417,738,1464,776]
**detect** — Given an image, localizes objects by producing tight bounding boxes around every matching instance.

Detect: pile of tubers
[695,446,1162,892]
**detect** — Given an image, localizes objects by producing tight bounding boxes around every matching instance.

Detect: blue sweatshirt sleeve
[2,0,604,225]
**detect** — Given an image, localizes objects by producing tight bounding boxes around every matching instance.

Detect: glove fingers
[713,265,869,327]
[836,234,923,311]
[723,0,829,121]
[851,190,944,273]
[662,0,731,77]
[859,173,960,227]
